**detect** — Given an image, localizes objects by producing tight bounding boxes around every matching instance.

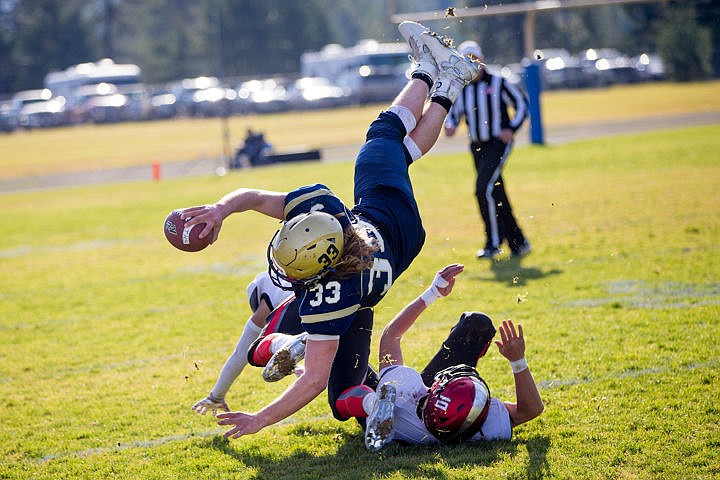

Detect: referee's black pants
[470,138,526,253]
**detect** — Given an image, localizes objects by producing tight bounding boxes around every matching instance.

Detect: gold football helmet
[268,211,344,288]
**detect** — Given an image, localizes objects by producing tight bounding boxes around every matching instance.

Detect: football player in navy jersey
[180,21,481,439]
[333,263,544,451]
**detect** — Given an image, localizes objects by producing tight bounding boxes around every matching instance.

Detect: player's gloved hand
[191,394,230,415]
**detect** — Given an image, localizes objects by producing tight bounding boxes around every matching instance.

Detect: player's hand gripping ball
[163,210,212,252]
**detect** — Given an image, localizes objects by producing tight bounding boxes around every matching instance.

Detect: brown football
[163,210,212,252]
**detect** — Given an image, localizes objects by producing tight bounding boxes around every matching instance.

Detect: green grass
[1,122,719,478]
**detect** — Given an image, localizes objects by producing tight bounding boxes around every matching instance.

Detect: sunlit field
[0,89,718,478]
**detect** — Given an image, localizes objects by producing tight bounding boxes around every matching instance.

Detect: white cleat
[262,333,307,382]
[398,20,429,40]
[398,21,438,80]
[365,382,397,452]
[420,30,480,85]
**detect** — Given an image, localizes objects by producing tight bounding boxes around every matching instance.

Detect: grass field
[1,93,719,478]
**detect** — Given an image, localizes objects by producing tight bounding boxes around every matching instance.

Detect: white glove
[420,272,450,306]
[191,394,230,415]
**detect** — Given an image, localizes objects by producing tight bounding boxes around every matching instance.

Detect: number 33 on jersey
[297,220,394,336]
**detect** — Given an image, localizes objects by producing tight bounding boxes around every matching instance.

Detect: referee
[444,41,531,260]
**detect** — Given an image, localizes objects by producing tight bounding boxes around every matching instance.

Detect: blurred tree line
[0,0,717,96]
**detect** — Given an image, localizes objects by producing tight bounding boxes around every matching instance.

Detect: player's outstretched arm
[494,320,544,427]
[217,337,338,438]
[181,188,287,243]
[378,263,464,371]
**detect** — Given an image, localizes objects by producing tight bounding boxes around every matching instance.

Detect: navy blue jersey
[284,184,355,230]
[293,217,396,336]
[283,111,425,337]
[283,184,399,336]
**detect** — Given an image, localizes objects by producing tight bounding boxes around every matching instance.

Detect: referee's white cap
[458,40,483,58]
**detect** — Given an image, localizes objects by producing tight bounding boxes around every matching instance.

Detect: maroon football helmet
[420,364,491,443]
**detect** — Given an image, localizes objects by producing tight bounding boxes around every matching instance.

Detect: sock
[403,136,423,162]
[251,332,290,366]
[387,104,417,134]
[412,72,434,90]
[335,385,375,419]
[430,95,453,113]
[362,390,377,416]
[210,320,262,398]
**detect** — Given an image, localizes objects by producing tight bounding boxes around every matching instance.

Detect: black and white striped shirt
[445,72,528,143]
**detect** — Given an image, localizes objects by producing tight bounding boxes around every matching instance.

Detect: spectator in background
[444,41,531,260]
[232,129,273,168]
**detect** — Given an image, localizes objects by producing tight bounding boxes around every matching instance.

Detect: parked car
[84,93,133,123]
[0,100,17,132]
[190,86,238,117]
[171,76,220,117]
[633,52,664,82]
[9,88,68,129]
[10,88,53,110]
[287,76,350,110]
[336,65,407,104]
[533,48,589,89]
[237,78,290,114]
[65,83,128,124]
[115,83,152,121]
[580,48,640,86]
[148,92,178,119]
[16,97,67,129]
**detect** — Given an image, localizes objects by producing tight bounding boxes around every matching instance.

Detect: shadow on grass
[206,425,551,479]
[483,255,563,286]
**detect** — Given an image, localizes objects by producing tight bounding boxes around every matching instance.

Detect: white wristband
[420,285,442,306]
[420,273,449,306]
[510,358,528,374]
